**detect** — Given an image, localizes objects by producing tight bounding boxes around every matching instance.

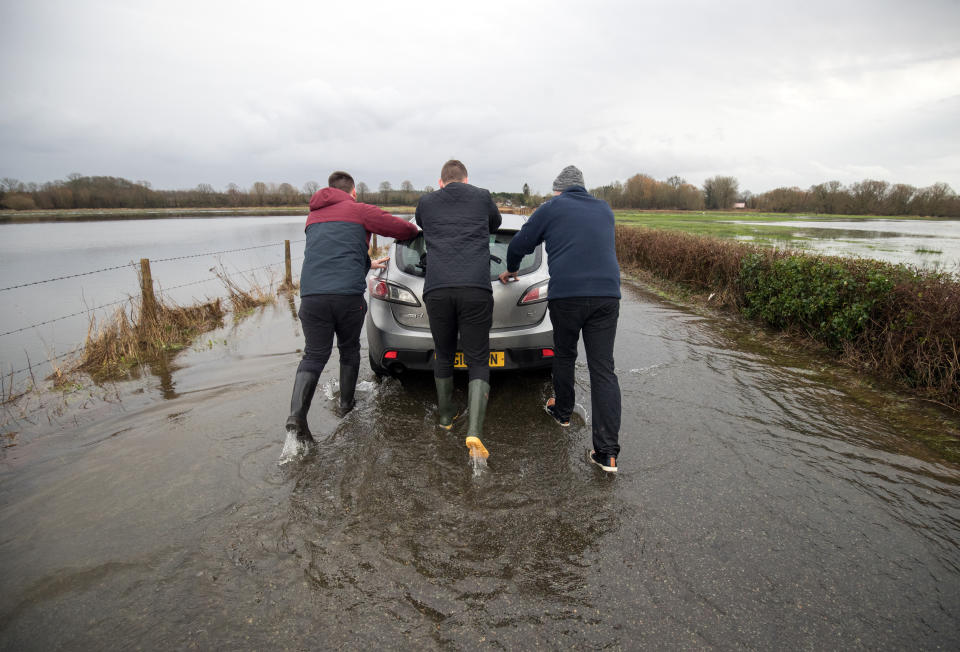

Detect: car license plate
[454,351,504,368]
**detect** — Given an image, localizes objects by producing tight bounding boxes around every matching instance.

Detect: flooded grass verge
[76,298,226,381]
[76,267,283,381]
[623,270,960,462]
[1,269,283,437]
[616,225,960,418]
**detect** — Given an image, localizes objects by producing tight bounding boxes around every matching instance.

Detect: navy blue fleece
[506,186,620,300]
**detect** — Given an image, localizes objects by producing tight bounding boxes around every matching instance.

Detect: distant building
[733,202,746,209]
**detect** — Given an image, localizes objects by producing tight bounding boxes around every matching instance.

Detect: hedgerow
[614,225,960,409]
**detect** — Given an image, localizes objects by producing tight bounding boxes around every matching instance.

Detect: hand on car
[498,270,518,284]
[370,256,390,270]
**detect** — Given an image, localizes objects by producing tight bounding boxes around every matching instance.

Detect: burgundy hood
[309,187,353,211]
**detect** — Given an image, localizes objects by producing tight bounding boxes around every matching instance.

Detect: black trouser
[425,287,494,382]
[296,294,367,375]
[548,297,621,458]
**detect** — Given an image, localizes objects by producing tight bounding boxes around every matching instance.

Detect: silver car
[366,213,554,376]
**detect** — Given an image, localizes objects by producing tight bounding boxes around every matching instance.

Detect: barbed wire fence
[2,238,306,380]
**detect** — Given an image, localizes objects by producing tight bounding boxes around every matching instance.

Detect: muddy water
[1,283,958,649]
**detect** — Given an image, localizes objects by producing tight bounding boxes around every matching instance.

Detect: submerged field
[616,210,960,272]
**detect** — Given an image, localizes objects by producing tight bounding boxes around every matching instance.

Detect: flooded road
[1,283,958,649]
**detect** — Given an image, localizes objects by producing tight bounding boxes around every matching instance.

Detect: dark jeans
[425,287,494,382]
[296,294,367,375]
[548,297,621,458]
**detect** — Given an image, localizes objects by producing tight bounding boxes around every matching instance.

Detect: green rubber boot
[464,379,490,459]
[435,375,459,429]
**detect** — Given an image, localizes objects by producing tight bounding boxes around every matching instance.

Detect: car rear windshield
[395,231,541,280]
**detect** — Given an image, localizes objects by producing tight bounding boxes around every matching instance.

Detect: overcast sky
[2,0,958,195]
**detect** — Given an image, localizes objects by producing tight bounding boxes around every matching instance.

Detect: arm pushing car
[285,170,418,445]
[414,159,501,461]
[499,165,623,473]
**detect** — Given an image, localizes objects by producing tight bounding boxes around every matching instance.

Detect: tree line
[1,173,957,217]
[746,180,959,217]
[589,174,960,217]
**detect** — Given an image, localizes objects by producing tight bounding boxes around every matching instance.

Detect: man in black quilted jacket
[415,160,502,459]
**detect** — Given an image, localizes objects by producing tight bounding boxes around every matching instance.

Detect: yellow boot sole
[464,436,489,459]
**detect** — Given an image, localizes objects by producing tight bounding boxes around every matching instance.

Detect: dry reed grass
[213,264,277,315]
[76,297,224,380]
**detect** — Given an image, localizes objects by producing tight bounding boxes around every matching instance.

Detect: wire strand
[3,255,304,378]
[0,298,131,338]
[0,239,305,293]
[0,263,135,293]
[6,350,78,377]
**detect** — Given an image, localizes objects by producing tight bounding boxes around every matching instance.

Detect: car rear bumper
[366,299,554,373]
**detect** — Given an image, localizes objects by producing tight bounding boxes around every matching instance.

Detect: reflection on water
[0,288,958,649]
[732,218,960,272]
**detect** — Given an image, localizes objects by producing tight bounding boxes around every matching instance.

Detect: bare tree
[703,176,739,209]
[886,183,915,215]
[849,179,889,214]
[357,181,370,202]
[1,177,23,192]
[379,181,392,204]
[278,182,299,204]
[303,181,320,196]
[251,181,267,206]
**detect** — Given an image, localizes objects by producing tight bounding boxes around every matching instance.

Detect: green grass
[615,211,805,241]
[613,210,939,244]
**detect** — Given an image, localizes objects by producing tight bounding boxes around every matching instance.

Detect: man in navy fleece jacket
[499,165,622,473]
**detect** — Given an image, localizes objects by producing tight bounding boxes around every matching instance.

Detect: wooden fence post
[140,258,157,323]
[284,240,292,287]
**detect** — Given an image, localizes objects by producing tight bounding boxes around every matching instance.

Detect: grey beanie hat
[553,165,584,192]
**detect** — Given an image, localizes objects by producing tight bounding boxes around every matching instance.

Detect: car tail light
[541,348,554,358]
[370,278,388,299]
[518,280,548,305]
[368,277,421,306]
[384,350,398,360]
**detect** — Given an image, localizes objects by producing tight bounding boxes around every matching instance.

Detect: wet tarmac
[1,282,958,649]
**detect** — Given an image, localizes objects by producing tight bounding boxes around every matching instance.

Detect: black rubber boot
[435,375,459,429]
[338,363,360,416]
[286,370,319,441]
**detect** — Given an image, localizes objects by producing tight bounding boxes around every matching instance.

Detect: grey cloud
[1,0,959,193]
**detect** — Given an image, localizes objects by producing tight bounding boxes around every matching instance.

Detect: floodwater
[0,216,307,386]
[1,282,958,649]
[732,217,960,272]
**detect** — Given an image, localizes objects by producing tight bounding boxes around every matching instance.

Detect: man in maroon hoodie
[286,171,419,441]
